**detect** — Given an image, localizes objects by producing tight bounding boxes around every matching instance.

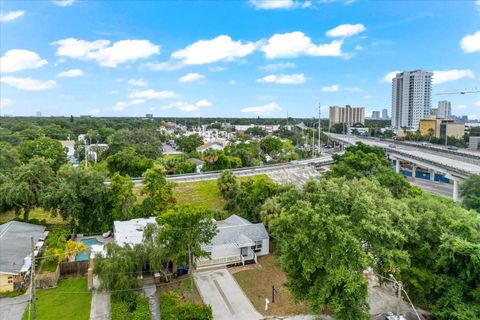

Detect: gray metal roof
[0,221,46,275]
[207,215,269,248]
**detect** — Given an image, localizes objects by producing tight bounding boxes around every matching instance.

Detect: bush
[160,291,212,320]
[111,294,150,320]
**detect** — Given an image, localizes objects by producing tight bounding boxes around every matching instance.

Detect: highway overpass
[326,133,480,202]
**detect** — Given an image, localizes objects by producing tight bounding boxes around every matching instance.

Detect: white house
[196,140,225,153]
[113,217,157,247]
[197,215,269,268]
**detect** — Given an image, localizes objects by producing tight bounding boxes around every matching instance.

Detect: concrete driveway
[0,293,28,320]
[194,269,262,320]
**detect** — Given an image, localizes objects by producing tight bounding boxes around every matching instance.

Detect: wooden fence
[36,265,60,289]
[59,260,89,276]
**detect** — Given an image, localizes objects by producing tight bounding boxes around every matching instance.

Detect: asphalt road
[408,178,454,198]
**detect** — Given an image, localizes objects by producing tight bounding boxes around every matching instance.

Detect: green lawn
[39,259,58,273]
[163,154,184,161]
[0,207,65,225]
[23,278,91,320]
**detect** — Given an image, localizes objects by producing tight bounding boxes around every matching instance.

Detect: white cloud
[455,105,467,109]
[475,101,480,107]
[52,38,160,67]
[261,32,343,58]
[0,98,13,107]
[241,102,282,116]
[355,45,364,51]
[0,50,48,73]
[0,10,26,22]
[259,62,296,71]
[128,79,148,86]
[161,100,212,112]
[460,31,480,53]
[129,89,178,100]
[57,69,84,77]
[326,24,366,38]
[89,108,100,115]
[113,102,127,111]
[363,95,373,99]
[143,61,184,71]
[171,35,256,65]
[178,72,205,83]
[209,66,226,72]
[0,77,56,90]
[432,69,475,84]
[52,0,75,7]
[109,90,119,95]
[257,73,307,84]
[321,85,340,92]
[250,0,295,9]
[380,70,400,84]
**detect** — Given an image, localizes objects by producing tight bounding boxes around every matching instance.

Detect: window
[254,240,263,251]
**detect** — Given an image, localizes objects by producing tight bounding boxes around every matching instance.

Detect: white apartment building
[329,105,365,128]
[391,70,433,130]
[437,100,452,119]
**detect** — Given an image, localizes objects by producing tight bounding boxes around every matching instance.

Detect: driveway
[0,293,29,320]
[194,269,262,320]
[90,276,110,320]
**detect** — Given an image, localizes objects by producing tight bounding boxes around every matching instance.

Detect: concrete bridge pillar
[411,165,416,179]
[395,159,400,174]
[430,170,435,181]
[453,179,460,202]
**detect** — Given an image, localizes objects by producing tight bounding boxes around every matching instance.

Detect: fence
[36,265,60,289]
[59,260,89,276]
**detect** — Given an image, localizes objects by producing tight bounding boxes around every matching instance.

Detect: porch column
[453,179,459,202]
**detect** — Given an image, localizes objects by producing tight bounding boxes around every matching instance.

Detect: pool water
[76,237,102,261]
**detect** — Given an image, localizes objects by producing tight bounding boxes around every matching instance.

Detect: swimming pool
[75,237,102,261]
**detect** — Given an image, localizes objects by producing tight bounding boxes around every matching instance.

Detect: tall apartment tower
[371,111,380,119]
[437,100,451,119]
[329,105,365,128]
[391,70,433,130]
[382,109,389,119]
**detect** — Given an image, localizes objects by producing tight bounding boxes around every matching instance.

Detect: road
[408,178,454,198]
[0,294,28,320]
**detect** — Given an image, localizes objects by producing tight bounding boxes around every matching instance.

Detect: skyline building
[329,105,365,128]
[437,100,452,119]
[371,111,380,119]
[382,109,389,119]
[391,70,433,130]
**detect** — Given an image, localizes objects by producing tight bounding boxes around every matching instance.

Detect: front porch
[196,247,258,269]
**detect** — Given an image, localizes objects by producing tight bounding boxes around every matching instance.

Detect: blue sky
[1,0,479,119]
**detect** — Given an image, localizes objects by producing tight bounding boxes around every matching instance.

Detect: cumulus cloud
[380,70,400,84]
[0,77,56,90]
[257,73,307,84]
[455,105,467,109]
[259,62,296,71]
[89,108,100,115]
[143,61,184,71]
[321,85,340,92]
[113,102,127,111]
[475,101,480,107]
[433,69,475,84]
[261,32,343,58]
[460,31,480,53]
[178,73,205,83]
[326,24,366,38]
[129,89,178,100]
[0,50,48,73]
[241,102,282,116]
[171,35,256,65]
[161,100,212,112]
[128,79,148,86]
[250,0,295,9]
[57,69,84,77]
[52,38,160,67]
[0,10,26,22]
[52,0,75,7]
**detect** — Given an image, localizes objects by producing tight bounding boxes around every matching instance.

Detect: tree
[245,126,267,137]
[202,150,241,171]
[44,227,87,263]
[260,136,283,158]
[139,163,175,214]
[42,166,112,232]
[217,170,238,199]
[18,137,68,171]
[143,223,176,282]
[106,147,154,177]
[105,128,163,159]
[0,142,20,174]
[0,157,56,221]
[460,175,480,213]
[109,173,136,221]
[175,134,204,153]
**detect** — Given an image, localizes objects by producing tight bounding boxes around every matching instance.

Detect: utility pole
[84,140,88,169]
[29,237,36,320]
[318,103,321,156]
[396,280,402,320]
[312,125,315,157]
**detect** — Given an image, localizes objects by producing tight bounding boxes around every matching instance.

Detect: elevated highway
[326,133,480,201]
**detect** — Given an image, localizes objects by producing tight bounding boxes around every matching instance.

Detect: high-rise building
[382,109,389,119]
[430,108,438,117]
[329,105,365,128]
[437,100,451,119]
[391,70,433,130]
[371,111,380,119]
[36,111,42,117]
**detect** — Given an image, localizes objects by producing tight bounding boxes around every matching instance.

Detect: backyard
[232,254,310,317]
[23,278,91,320]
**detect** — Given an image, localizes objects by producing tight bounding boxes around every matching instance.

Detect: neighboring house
[0,221,47,292]
[196,141,225,153]
[59,140,78,165]
[197,215,269,269]
[113,217,157,247]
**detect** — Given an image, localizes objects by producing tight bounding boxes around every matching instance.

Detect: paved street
[194,269,262,320]
[0,293,29,320]
[408,178,454,198]
[90,276,111,320]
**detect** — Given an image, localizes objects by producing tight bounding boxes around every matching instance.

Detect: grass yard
[23,278,91,320]
[163,154,184,161]
[174,179,225,210]
[39,259,58,273]
[157,275,203,304]
[233,254,310,317]
[0,207,65,225]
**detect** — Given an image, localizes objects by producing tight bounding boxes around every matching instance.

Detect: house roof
[0,221,46,275]
[196,141,224,152]
[205,215,268,249]
[113,217,157,247]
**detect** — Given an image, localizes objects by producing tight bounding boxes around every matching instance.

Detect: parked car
[385,312,406,320]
